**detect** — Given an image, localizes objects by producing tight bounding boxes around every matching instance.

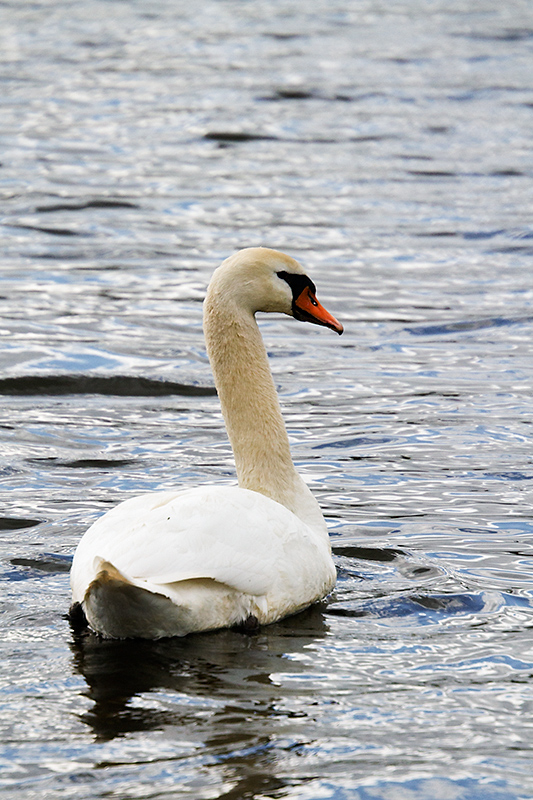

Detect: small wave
[204,131,278,142]
[0,517,42,531]
[0,375,216,397]
[26,457,135,469]
[258,88,321,101]
[406,316,533,336]
[326,592,488,621]
[9,224,84,237]
[333,545,406,562]
[314,436,393,450]
[407,169,457,177]
[36,199,138,212]
[491,245,533,255]
[461,28,533,42]
[10,554,72,574]
[489,169,526,177]
[257,88,353,102]
[204,130,393,145]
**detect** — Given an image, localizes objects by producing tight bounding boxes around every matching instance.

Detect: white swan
[70,247,343,638]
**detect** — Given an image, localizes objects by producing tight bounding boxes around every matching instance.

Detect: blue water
[1,1,533,798]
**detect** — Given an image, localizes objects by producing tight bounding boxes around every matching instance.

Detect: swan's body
[70,247,343,638]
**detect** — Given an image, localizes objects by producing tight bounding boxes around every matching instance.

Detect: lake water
[1,1,533,798]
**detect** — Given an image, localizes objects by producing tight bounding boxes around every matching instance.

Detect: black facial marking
[277,270,319,323]
[277,270,316,299]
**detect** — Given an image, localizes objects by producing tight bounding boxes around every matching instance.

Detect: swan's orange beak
[294,286,344,334]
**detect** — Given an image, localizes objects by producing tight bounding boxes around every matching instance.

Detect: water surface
[1,1,533,798]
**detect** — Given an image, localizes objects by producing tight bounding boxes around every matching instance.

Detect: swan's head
[208,247,343,334]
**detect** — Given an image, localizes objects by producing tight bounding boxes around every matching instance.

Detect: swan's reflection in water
[71,604,328,800]
[70,605,330,796]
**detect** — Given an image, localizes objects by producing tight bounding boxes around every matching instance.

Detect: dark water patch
[350,134,397,143]
[0,375,217,397]
[314,436,393,450]
[448,91,477,102]
[406,316,533,336]
[481,471,533,481]
[258,88,353,102]
[63,458,135,469]
[10,554,72,574]
[417,230,459,237]
[417,229,511,240]
[460,28,533,42]
[0,467,20,480]
[259,88,321,100]
[508,550,533,560]
[403,564,441,579]
[263,32,304,40]
[502,230,533,241]
[418,229,510,239]
[82,704,181,740]
[204,130,389,146]
[327,592,487,620]
[8,224,86,237]
[387,58,431,68]
[483,471,533,482]
[463,229,506,240]
[204,131,278,143]
[26,457,135,469]
[491,245,533,255]
[351,91,389,102]
[36,199,139,212]
[0,517,42,530]
[410,594,479,612]
[407,170,458,178]
[333,545,406,562]
[31,251,91,261]
[490,169,525,177]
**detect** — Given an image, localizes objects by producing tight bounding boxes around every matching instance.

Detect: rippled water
[1,1,533,798]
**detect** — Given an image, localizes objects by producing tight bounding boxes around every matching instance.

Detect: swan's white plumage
[70,247,341,638]
[72,486,331,598]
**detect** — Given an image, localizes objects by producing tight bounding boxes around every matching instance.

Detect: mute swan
[70,247,343,638]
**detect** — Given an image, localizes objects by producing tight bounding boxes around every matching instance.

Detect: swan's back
[71,486,335,638]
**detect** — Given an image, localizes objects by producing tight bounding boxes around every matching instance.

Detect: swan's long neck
[203,288,325,533]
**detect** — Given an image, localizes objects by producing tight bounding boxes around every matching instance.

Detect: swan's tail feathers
[82,559,190,639]
[81,559,257,639]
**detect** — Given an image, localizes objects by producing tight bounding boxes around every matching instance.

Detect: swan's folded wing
[73,486,308,599]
